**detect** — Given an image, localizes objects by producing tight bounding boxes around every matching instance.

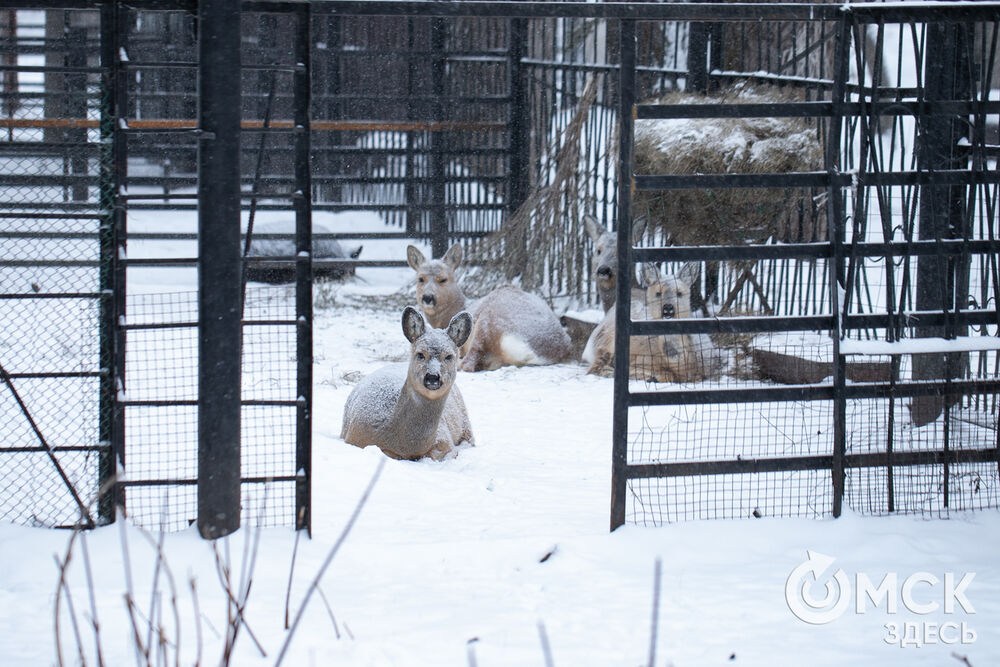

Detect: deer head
[401,306,472,400]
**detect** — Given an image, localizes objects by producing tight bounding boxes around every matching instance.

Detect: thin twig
[466,638,479,667]
[284,528,302,630]
[189,577,203,667]
[648,558,662,667]
[79,533,106,667]
[212,542,268,660]
[275,458,386,666]
[537,620,554,667]
[316,586,341,639]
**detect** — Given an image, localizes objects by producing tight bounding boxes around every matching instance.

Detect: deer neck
[379,380,448,459]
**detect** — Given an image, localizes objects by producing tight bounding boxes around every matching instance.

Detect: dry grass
[464,74,606,300]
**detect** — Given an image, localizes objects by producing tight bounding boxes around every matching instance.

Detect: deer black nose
[596,267,613,278]
[423,373,442,390]
[422,294,436,306]
[662,303,675,319]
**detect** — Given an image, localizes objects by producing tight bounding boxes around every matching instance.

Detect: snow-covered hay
[634,81,826,246]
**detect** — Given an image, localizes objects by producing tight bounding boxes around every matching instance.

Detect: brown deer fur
[407,244,572,372]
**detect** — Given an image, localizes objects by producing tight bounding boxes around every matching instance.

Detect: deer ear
[631,215,648,244]
[442,243,463,269]
[638,263,661,288]
[446,311,473,348]
[406,245,426,271]
[583,214,603,244]
[402,306,426,343]
[676,261,699,287]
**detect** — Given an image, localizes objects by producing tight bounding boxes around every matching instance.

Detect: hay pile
[634,81,826,246]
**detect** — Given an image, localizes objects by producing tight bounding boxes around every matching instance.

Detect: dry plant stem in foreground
[274,457,386,666]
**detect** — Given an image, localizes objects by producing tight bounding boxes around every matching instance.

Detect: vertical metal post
[827,14,851,518]
[610,18,636,532]
[429,17,448,258]
[294,4,313,535]
[912,21,972,429]
[506,17,529,218]
[98,2,126,524]
[687,21,708,93]
[67,26,88,202]
[197,0,242,540]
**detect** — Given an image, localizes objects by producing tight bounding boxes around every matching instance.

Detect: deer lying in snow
[586,263,723,382]
[341,307,474,460]
[406,244,572,372]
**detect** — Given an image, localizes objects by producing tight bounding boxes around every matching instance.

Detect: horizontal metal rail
[628,379,1000,407]
[626,447,1000,480]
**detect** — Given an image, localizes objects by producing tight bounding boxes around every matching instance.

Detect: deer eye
[416,352,426,360]
[437,277,447,284]
[655,291,662,298]
[596,248,602,255]
[445,354,454,361]
[677,291,684,297]
[417,277,425,284]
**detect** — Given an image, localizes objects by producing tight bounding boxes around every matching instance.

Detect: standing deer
[586,263,723,382]
[341,307,474,460]
[406,244,572,371]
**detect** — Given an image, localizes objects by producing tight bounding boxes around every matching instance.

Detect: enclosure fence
[1,1,998,532]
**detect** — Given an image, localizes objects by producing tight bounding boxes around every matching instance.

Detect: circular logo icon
[785,550,851,625]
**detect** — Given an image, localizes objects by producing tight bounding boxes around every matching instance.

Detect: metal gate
[611,3,1000,527]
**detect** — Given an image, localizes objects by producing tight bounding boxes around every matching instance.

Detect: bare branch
[275,458,386,666]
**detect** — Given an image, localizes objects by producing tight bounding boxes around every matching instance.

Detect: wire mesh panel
[121,290,301,531]
[613,4,1000,528]
[0,7,108,528]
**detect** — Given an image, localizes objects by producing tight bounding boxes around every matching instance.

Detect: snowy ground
[2,211,999,666]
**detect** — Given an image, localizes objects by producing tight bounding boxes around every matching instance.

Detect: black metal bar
[629,380,1000,407]
[631,314,833,336]
[97,1,127,525]
[687,20,708,93]
[828,13,851,518]
[3,1,997,23]
[911,19,974,429]
[197,0,242,540]
[625,447,1000,480]
[610,18,635,532]
[429,17,449,258]
[506,17,529,217]
[293,2,312,535]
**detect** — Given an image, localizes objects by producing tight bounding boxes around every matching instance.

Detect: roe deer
[406,244,572,372]
[587,263,723,382]
[341,307,474,460]
[583,214,648,313]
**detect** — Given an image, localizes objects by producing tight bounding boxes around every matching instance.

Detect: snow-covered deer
[406,244,572,372]
[341,307,474,460]
[586,263,723,382]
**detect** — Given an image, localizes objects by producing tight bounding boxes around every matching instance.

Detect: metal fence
[611,3,1000,527]
[1,1,998,532]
